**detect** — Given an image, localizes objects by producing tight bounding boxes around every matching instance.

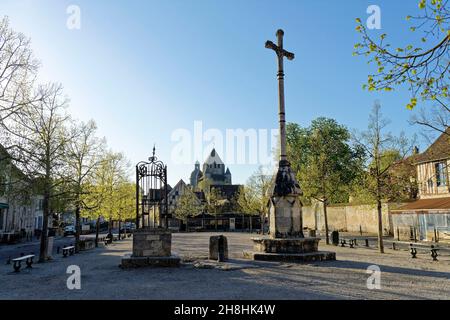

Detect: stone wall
[302,201,404,235]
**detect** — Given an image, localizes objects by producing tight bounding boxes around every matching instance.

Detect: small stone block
[209,236,229,260]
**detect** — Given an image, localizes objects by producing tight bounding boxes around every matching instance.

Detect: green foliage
[90,151,131,221]
[206,187,221,214]
[198,177,212,196]
[287,118,364,204]
[174,191,200,222]
[354,0,449,110]
[237,166,272,215]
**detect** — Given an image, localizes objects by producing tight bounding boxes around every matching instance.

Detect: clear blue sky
[2,0,431,186]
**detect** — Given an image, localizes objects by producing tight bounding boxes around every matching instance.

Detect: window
[435,162,448,187]
[0,174,5,196]
[36,199,43,210]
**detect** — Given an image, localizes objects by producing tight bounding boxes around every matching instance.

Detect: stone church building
[190,148,232,189]
[167,149,260,231]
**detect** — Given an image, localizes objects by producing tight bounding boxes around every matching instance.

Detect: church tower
[224,167,232,184]
[196,148,232,186]
[190,160,202,189]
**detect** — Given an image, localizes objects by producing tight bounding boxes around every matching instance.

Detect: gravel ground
[0,232,449,300]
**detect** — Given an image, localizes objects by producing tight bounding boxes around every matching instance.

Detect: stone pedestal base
[120,228,180,269]
[243,250,336,262]
[121,254,180,268]
[243,237,336,263]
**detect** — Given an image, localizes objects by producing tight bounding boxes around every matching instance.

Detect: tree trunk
[95,217,100,248]
[38,192,50,263]
[118,220,122,240]
[323,201,330,245]
[377,198,384,253]
[299,206,304,238]
[249,216,252,233]
[108,217,113,242]
[260,213,265,235]
[74,205,81,253]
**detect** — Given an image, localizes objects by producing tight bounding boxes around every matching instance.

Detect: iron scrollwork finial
[149,144,157,163]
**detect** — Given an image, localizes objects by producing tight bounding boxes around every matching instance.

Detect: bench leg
[26,258,33,268]
[13,261,21,272]
[63,250,68,258]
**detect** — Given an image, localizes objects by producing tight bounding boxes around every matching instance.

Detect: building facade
[391,129,450,242]
[0,145,46,242]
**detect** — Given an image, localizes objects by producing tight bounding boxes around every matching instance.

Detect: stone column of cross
[265,29,295,164]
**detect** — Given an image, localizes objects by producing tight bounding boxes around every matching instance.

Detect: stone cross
[265,29,303,239]
[265,29,294,163]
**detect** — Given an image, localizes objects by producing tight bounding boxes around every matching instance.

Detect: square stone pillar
[267,161,304,239]
[269,195,303,239]
[132,228,171,257]
[121,228,180,268]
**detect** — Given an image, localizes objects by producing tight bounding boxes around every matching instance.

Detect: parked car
[119,222,136,233]
[63,225,76,237]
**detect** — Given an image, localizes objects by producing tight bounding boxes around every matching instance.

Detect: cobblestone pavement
[0,232,449,300]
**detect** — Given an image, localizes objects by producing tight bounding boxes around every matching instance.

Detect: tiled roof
[414,128,450,164]
[391,197,450,213]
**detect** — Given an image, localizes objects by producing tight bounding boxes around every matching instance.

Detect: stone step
[243,250,336,263]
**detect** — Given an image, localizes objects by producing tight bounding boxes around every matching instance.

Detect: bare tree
[1,83,71,262]
[66,120,106,253]
[353,102,414,253]
[410,104,449,140]
[0,16,40,124]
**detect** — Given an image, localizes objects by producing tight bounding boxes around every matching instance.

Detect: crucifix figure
[265,29,303,238]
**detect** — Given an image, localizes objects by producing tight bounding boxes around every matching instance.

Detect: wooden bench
[12,254,35,272]
[103,236,112,245]
[340,238,358,248]
[62,246,75,258]
[409,243,441,261]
